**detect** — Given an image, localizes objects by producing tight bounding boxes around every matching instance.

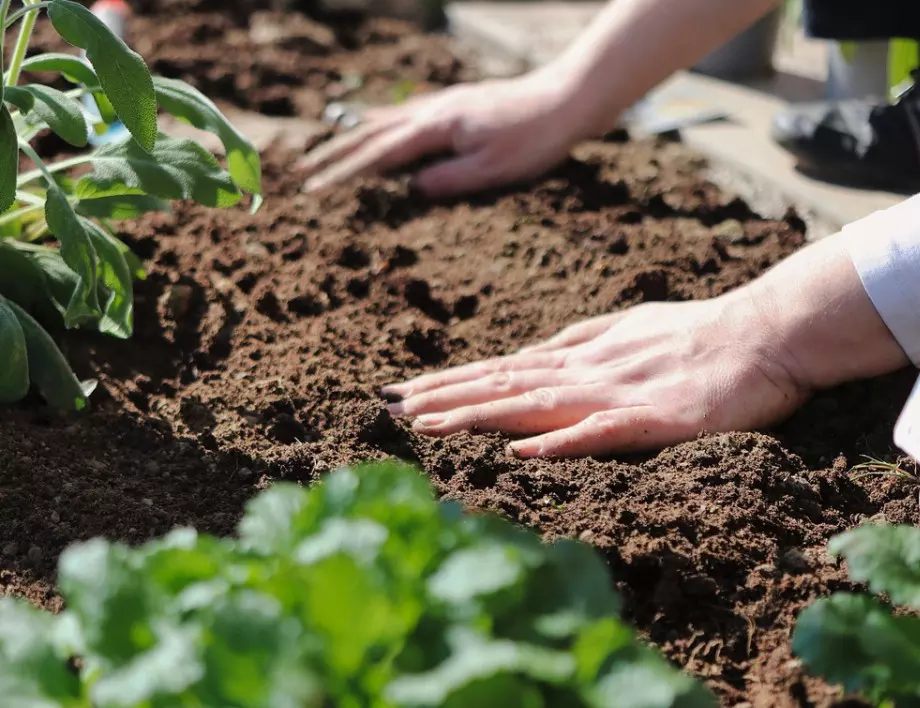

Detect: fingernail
[303,178,324,193]
[387,402,406,416]
[413,414,447,430]
[509,440,542,458]
[380,387,404,404]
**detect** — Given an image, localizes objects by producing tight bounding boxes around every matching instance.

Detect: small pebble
[238,467,253,480]
[50,511,60,524]
[142,498,154,507]
[27,546,43,565]
[3,542,18,556]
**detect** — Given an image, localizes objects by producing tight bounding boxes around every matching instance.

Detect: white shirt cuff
[843,193,920,368]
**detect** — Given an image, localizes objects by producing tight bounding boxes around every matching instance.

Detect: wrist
[529,60,625,142]
[735,239,909,393]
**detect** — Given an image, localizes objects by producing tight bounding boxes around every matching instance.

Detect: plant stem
[17,154,92,187]
[5,0,42,87]
[0,203,43,232]
[15,189,44,206]
[18,138,57,184]
[4,1,51,30]
[0,0,10,79]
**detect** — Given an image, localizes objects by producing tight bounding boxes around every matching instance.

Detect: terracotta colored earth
[3,3,918,707]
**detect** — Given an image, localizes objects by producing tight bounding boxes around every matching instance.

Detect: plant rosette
[0,461,716,707]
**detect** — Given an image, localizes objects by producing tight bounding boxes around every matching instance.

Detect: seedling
[0,0,262,410]
[793,524,920,706]
[850,455,920,484]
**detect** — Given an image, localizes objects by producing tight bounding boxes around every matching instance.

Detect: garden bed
[2,2,918,706]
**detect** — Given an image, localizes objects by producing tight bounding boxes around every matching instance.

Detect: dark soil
[3,3,919,707]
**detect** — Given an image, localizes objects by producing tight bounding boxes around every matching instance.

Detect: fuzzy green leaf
[76,133,241,207]
[154,76,262,196]
[76,194,170,221]
[45,188,100,327]
[48,0,157,151]
[0,242,49,315]
[20,53,118,124]
[5,84,88,147]
[82,218,133,339]
[22,247,83,320]
[20,52,98,86]
[829,524,920,608]
[5,300,95,411]
[0,299,30,403]
[0,106,17,213]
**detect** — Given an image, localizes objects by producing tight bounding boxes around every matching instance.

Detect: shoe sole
[793,157,920,196]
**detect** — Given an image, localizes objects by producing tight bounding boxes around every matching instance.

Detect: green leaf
[20,52,98,86]
[20,53,118,124]
[239,483,312,556]
[428,543,529,605]
[5,299,95,411]
[45,188,100,327]
[0,299,30,403]
[386,627,575,705]
[4,85,88,147]
[48,0,157,151]
[58,539,153,662]
[0,242,50,315]
[198,592,319,708]
[76,133,241,208]
[91,624,204,708]
[82,218,133,339]
[829,524,920,608]
[793,593,920,703]
[0,106,17,213]
[76,194,170,221]
[154,76,262,196]
[0,598,83,707]
[592,647,716,708]
[22,247,83,319]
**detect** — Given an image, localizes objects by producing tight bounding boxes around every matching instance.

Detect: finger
[304,120,452,193]
[299,119,394,176]
[410,385,614,437]
[388,368,590,417]
[509,406,667,458]
[381,350,570,399]
[363,91,439,122]
[412,150,504,198]
[519,314,624,354]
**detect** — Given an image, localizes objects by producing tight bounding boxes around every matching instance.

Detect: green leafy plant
[792,524,920,706]
[0,0,262,410]
[0,461,714,708]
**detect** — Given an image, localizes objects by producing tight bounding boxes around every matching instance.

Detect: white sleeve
[843,192,920,368]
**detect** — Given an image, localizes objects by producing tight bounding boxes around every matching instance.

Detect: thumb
[412,151,502,198]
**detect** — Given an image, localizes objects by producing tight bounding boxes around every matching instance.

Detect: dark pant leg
[804,0,920,40]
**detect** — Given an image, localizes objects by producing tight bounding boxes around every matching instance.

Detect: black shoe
[771,72,920,194]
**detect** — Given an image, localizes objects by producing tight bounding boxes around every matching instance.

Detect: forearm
[546,0,781,138]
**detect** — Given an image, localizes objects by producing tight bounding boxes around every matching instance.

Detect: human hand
[301,71,589,198]
[383,296,808,459]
